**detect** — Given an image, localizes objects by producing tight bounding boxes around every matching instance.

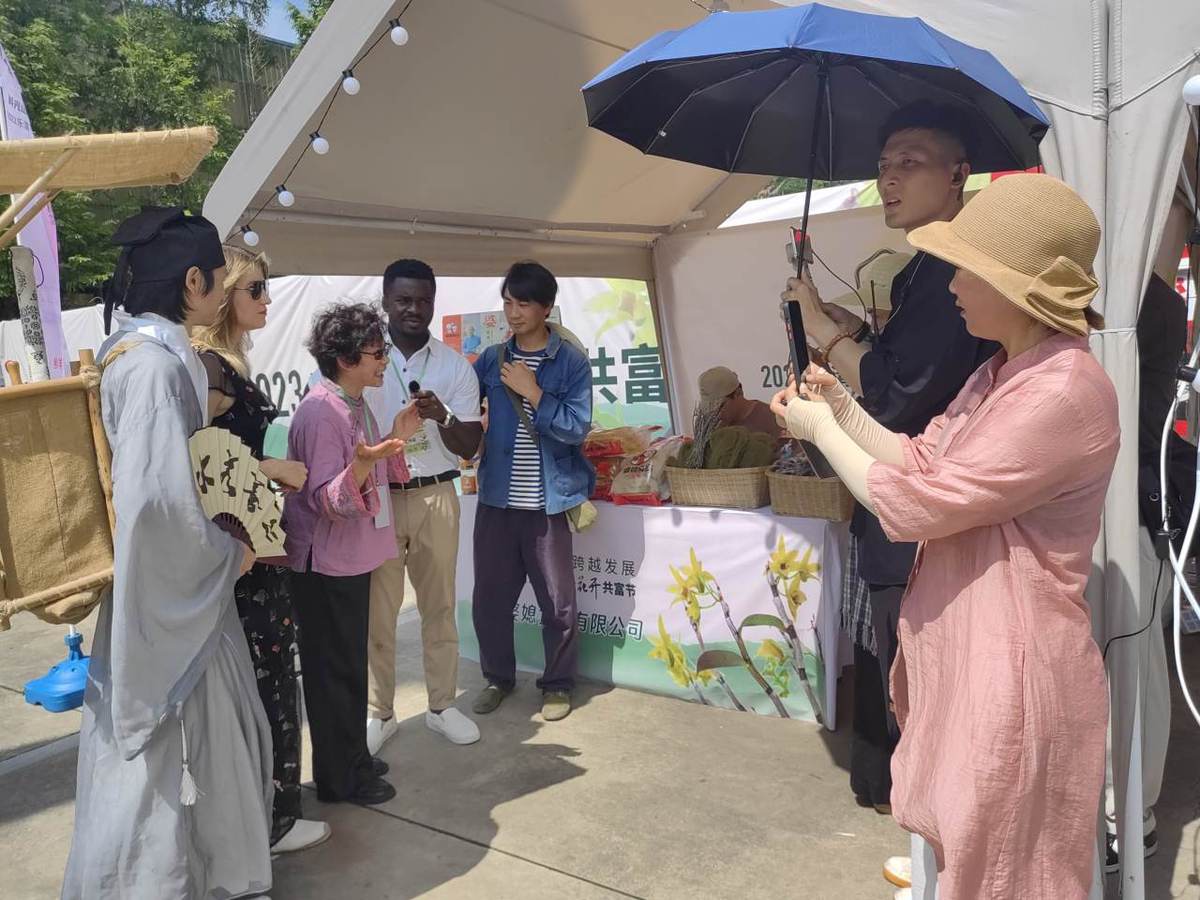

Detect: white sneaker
[884,856,912,888]
[272,818,331,854]
[426,707,481,745]
[894,890,912,900]
[366,716,399,756]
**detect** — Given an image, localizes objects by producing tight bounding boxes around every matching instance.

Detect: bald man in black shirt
[784,102,1000,812]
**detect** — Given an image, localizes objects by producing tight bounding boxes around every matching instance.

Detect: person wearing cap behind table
[63,208,272,900]
[773,174,1119,898]
[697,366,782,439]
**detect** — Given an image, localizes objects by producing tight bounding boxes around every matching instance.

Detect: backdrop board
[455,497,847,727]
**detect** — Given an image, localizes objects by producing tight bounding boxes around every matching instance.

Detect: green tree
[0,0,265,316]
[286,0,332,46]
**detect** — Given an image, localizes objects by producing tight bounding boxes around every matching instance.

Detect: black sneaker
[371,757,389,777]
[1105,829,1159,874]
[349,776,396,806]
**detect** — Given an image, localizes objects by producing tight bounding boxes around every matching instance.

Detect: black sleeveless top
[200,350,278,460]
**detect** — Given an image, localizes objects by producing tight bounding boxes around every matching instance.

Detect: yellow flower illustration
[648,615,712,687]
[649,615,692,687]
[682,548,714,592]
[757,638,786,663]
[767,536,800,579]
[667,564,702,624]
[784,578,806,619]
[793,546,820,582]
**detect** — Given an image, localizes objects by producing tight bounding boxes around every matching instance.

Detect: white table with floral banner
[455,497,848,728]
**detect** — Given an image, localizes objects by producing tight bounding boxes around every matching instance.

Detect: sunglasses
[233,280,269,301]
[363,343,393,361]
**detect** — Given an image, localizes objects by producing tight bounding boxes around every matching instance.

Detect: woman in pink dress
[775,174,1119,898]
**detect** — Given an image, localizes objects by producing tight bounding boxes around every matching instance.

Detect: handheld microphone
[409,380,421,395]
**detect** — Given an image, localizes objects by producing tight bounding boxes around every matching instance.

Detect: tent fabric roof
[0,127,217,193]
[202,0,776,279]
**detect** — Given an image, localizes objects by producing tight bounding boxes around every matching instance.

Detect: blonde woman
[193,246,329,854]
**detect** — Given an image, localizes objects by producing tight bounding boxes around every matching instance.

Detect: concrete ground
[1,606,1198,900]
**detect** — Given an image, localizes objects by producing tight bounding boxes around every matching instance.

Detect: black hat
[104,206,225,332]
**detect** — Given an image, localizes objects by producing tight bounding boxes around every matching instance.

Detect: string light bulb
[1184,74,1200,107]
[275,186,295,208]
[310,131,330,155]
[241,225,260,247]
[341,69,360,95]
[389,19,409,46]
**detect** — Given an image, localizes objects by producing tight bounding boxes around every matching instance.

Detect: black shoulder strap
[498,342,539,447]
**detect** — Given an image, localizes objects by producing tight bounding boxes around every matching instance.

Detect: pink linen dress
[867,333,1119,899]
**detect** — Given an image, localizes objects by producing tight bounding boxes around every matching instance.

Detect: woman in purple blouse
[285,303,419,806]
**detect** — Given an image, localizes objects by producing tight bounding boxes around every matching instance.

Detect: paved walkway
[2,607,1198,899]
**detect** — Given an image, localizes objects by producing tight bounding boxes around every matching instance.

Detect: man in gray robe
[62,208,273,900]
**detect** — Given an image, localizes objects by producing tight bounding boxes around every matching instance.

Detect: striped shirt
[507,350,546,510]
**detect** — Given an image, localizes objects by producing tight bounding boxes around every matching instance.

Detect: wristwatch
[439,408,457,428]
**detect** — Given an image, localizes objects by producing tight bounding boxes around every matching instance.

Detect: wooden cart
[0,126,217,629]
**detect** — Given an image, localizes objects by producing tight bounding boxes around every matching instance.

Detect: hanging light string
[239,0,416,245]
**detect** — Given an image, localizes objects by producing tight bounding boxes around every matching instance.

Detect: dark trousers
[290,566,374,802]
[235,563,302,845]
[850,583,905,807]
[472,504,578,692]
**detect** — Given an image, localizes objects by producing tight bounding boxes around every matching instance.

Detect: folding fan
[188,427,286,558]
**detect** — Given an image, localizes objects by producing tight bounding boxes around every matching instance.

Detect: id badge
[374,479,392,530]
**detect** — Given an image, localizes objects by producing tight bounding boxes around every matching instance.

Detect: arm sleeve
[867,392,1100,542]
[533,350,593,446]
[103,355,243,758]
[828,395,906,465]
[448,356,483,422]
[302,417,381,521]
[199,351,235,397]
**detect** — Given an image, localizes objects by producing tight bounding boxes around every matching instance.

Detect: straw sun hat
[907,173,1103,336]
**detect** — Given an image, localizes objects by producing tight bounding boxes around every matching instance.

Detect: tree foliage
[286,0,331,47]
[0,0,268,315]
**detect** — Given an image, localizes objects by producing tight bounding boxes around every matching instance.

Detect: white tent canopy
[205,1,1200,896]
[203,0,779,280]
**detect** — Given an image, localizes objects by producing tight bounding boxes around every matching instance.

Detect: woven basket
[666,466,769,509]
[767,472,855,521]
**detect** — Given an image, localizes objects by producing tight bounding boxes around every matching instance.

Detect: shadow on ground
[275,681,590,900]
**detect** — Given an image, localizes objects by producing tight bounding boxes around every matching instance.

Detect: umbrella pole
[796,66,829,277]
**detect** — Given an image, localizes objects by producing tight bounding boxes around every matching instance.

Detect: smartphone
[781,227,836,479]
[781,298,810,382]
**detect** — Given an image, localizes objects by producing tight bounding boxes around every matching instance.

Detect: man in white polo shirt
[365,259,484,749]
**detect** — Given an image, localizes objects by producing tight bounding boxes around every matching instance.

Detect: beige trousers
[367,482,461,716]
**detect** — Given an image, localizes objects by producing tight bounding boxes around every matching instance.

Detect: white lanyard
[388,345,433,402]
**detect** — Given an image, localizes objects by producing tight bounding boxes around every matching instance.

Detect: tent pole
[644,276,678,433]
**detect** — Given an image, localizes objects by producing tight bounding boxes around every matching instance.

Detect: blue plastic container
[25,630,90,712]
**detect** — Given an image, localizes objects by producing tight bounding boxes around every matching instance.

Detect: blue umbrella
[583,3,1048,237]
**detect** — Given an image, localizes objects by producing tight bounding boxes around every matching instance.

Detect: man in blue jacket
[471,261,595,722]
